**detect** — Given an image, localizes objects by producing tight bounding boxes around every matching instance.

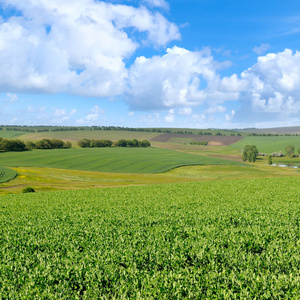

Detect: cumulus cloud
[126,46,240,110]
[0,0,179,96]
[241,49,300,114]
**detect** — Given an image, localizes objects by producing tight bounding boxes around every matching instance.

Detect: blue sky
[1,0,300,129]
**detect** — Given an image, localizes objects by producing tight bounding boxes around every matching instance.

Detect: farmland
[0,167,17,183]
[1,177,300,298]
[0,147,245,174]
[1,126,300,296]
[231,136,300,153]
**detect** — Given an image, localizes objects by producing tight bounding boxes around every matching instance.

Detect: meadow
[1,177,300,298]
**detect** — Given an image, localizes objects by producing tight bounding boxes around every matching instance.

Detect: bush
[22,187,35,193]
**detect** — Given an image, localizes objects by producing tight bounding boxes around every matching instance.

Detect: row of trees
[0,138,27,151]
[0,138,72,152]
[78,138,151,148]
[26,139,72,150]
[115,139,151,147]
[78,139,113,148]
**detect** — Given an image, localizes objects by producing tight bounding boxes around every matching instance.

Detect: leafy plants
[1,177,300,297]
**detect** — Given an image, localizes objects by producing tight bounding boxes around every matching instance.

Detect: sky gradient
[1,0,300,129]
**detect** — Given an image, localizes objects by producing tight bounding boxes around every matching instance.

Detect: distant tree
[115,139,127,147]
[22,187,35,193]
[64,141,72,149]
[242,145,258,163]
[285,145,295,158]
[140,140,151,147]
[268,155,273,165]
[132,139,139,147]
[35,139,52,149]
[78,138,91,148]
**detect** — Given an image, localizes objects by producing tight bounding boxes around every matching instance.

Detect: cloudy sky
[1,0,300,129]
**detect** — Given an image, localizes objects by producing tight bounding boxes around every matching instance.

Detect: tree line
[78,138,151,148]
[0,138,71,151]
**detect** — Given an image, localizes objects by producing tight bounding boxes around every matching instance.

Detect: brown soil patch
[150,133,242,146]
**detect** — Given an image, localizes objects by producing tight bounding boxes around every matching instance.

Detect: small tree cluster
[114,139,151,147]
[285,145,295,157]
[27,139,72,150]
[0,138,27,151]
[78,139,113,148]
[242,145,258,163]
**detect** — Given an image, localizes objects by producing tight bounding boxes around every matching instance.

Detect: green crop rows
[0,147,244,174]
[1,177,300,298]
[0,167,17,183]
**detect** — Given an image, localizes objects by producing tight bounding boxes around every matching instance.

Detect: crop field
[1,177,300,298]
[0,130,26,139]
[0,167,17,183]
[231,136,300,153]
[21,130,160,144]
[0,147,245,174]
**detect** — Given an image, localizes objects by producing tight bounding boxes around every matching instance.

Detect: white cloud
[127,46,240,110]
[241,49,300,114]
[142,0,169,10]
[5,93,18,103]
[253,43,271,55]
[203,105,226,114]
[164,114,175,123]
[225,110,235,121]
[76,105,105,124]
[51,107,77,123]
[0,0,179,96]
[178,107,192,115]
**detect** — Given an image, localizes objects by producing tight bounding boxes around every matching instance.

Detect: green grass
[231,136,300,153]
[0,167,17,183]
[1,177,300,298]
[0,147,245,174]
[0,131,26,139]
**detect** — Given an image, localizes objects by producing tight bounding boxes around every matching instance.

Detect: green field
[0,131,26,139]
[0,147,245,174]
[20,130,160,144]
[1,177,300,298]
[0,167,17,183]
[231,136,300,153]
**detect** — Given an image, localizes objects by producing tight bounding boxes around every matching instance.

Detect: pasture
[1,177,300,298]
